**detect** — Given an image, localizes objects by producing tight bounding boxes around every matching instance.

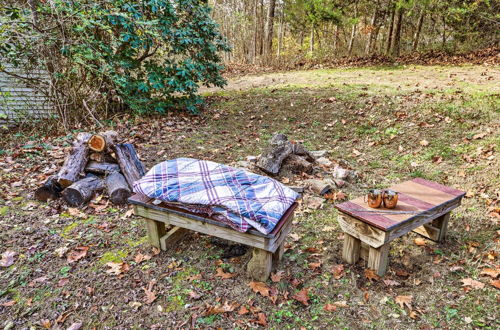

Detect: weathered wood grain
[57,132,91,187]
[247,248,273,281]
[159,226,189,251]
[368,244,390,276]
[342,233,361,264]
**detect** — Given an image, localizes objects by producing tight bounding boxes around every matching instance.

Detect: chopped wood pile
[34,131,145,207]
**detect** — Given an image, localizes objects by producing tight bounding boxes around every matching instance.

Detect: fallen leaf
[0,250,16,267]
[1,300,16,307]
[472,132,487,140]
[253,312,267,326]
[289,233,300,241]
[395,295,412,310]
[134,253,152,264]
[248,281,270,297]
[204,301,238,315]
[304,247,321,253]
[365,269,380,281]
[215,267,237,279]
[414,237,426,246]
[271,271,284,282]
[308,261,322,270]
[324,303,337,312]
[188,291,201,300]
[54,246,69,258]
[331,264,344,279]
[383,279,401,287]
[490,279,500,289]
[480,268,499,278]
[409,310,419,319]
[186,274,202,281]
[57,277,70,287]
[67,246,89,263]
[106,262,130,275]
[419,140,429,146]
[143,281,157,304]
[41,319,51,329]
[292,287,310,306]
[68,208,86,218]
[333,300,348,308]
[460,278,485,289]
[395,268,410,277]
[66,322,83,330]
[238,306,249,315]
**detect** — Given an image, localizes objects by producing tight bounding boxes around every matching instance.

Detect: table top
[335,178,465,231]
[128,193,298,239]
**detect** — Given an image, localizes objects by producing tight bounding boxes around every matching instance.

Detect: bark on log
[85,161,120,175]
[57,132,91,188]
[62,176,104,206]
[256,133,293,175]
[280,154,313,175]
[292,143,316,163]
[88,130,118,152]
[113,143,146,187]
[34,176,63,202]
[106,172,131,204]
[89,152,116,163]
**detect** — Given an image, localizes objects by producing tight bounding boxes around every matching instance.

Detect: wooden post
[433,213,450,242]
[159,226,188,251]
[145,219,166,249]
[271,241,285,271]
[247,248,272,281]
[342,233,361,264]
[368,244,390,277]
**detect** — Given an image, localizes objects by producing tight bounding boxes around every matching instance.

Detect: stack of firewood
[34,131,145,206]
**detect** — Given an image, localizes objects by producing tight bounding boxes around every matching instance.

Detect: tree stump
[106,172,131,204]
[62,176,104,206]
[57,132,91,188]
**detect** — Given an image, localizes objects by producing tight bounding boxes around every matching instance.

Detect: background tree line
[211,0,499,65]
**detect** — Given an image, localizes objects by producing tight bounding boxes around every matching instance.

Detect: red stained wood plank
[335,201,398,231]
[411,178,465,197]
[398,193,436,210]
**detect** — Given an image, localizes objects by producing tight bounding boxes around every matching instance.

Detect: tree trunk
[413,9,425,51]
[88,130,118,152]
[309,24,315,53]
[442,15,446,49]
[252,0,258,62]
[365,8,379,54]
[85,161,120,175]
[391,7,404,57]
[34,176,63,202]
[386,3,396,55]
[106,172,131,204]
[62,176,104,207]
[348,5,358,56]
[57,132,91,188]
[333,25,339,51]
[264,0,276,58]
[277,7,284,57]
[113,143,146,188]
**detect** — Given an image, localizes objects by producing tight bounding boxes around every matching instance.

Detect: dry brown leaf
[292,287,310,306]
[253,312,267,326]
[271,270,284,282]
[186,274,202,281]
[188,291,201,300]
[41,319,52,329]
[238,306,249,315]
[308,261,322,270]
[333,300,348,308]
[383,279,401,286]
[134,253,152,264]
[480,267,499,278]
[143,281,157,305]
[1,250,16,267]
[365,269,380,281]
[414,237,426,246]
[215,267,237,279]
[490,279,500,289]
[204,301,239,315]
[1,300,16,307]
[324,303,337,312]
[472,132,487,140]
[409,310,419,319]
[67,246,89,263]
[419,140,429,146]
[248,281,270,297]
[304,247,321,253]
[331,264,344,279]
[460,278,485,289]
[395,295,412,310]
[106,262,130,275]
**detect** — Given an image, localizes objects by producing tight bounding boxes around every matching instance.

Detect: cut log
[292,143,316,163]
[88,130,118,152]
[34,176,63,202]
[280,154,313,175]
[57,132,92,188]
[85,161,120,175]
[89,152,116,163]
[106,172,131,204]
[256,133,293,175]
[305,179,332,195]
[62,176,104,206]
[113,143,146,187]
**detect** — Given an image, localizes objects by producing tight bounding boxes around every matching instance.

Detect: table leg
[160,226,189,251]
[342,233,361,264]
[145,219,166,249]
[272,241,285,271]
[247,248,272,281]
[368,244,390,277]
[433,212,450,242]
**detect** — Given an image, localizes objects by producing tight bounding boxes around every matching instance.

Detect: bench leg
[342,233,361,264]
[368,243,390,277]
[160,226,189,251]
[247,248,272,281]
[271,241,285,271]
[433,213,450,243]
[145,219,166,249]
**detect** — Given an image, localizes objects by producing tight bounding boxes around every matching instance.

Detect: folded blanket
[133,158,299,234]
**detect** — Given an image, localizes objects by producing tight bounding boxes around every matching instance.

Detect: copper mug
[366,189,384,208]
[383,190,399,209]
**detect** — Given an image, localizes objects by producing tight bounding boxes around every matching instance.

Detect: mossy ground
[1,65,499,329]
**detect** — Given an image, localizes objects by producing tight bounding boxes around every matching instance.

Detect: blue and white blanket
[133,158,299,234]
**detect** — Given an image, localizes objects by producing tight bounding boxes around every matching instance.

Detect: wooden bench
[128,194,297,281]
[335,178,465,276]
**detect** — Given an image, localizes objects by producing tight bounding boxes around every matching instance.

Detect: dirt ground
[1,64,499,329]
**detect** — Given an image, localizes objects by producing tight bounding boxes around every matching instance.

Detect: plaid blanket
[133,158,299,234]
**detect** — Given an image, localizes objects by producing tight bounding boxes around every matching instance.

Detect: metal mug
[366,189,384,208]
[383,189,399,209]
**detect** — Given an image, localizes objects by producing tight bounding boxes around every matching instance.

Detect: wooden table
[128,194,297,281]
[335,178,465,276]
